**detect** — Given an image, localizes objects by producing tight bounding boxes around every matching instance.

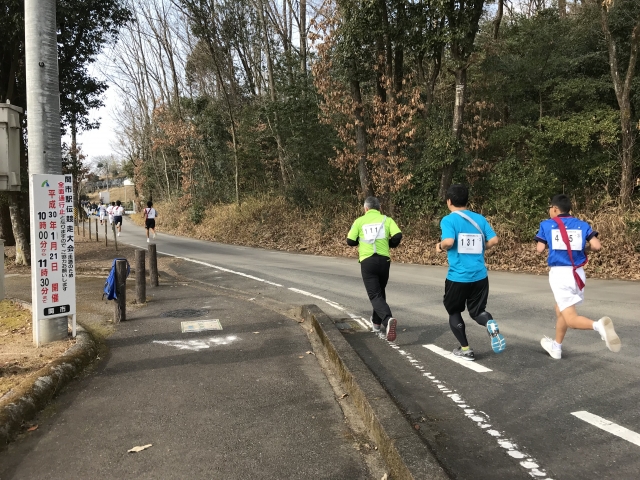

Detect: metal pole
[148,243,158,287]
[25,0,64,345]
[114,259,127,323]
[89,217,91,239]
[95,218,99,242]
[135,250,146,303]
[82,218,85,237]
[104,220,107,247]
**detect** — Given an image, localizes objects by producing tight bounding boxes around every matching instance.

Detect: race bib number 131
[458,234,483,254]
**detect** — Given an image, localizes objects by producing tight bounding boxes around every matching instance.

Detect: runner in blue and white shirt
[535,194,620,360]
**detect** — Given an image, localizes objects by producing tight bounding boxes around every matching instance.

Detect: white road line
[423,344,493,373]
[572,411,640,447]
[288,288,370,330]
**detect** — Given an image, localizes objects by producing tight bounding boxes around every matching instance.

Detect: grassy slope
[129,196,640,281]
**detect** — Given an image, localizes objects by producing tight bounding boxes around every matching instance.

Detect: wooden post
[88,217,91,240]
[95,218,99,242]
[105,221,108,247]
[135,249,146,303]
[113,222,118,252]
[115,259,127,323]
[149,243,158,287]
[82,218,85,238]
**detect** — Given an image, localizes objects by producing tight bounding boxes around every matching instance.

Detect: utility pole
[25,0,69,345]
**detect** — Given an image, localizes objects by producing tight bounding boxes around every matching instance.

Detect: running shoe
[486,319,506,353]
[386,318,397,342]
[452,346,475,361]
[372,324,382,334]
[540,336,561,360]
[596,317,621,353]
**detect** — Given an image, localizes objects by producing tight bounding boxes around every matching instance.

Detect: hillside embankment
[129,196,640,281]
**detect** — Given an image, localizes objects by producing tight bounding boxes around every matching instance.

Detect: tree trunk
[351,78,372,198]
[439,67,467,199]
[0,201,16,246]
[600,6,640,207]
[558,0,566,18]
[300,0,307,73]
[493,0,504,39]
[9,193,29,265]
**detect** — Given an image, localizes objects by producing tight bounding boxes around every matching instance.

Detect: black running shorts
[145,218,155,229]
[114,216,123,226]
[443,277,489,317]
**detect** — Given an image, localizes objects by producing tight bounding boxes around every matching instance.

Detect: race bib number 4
[362,223,386,242]
[458,234,483,254]
[551,229,583,251]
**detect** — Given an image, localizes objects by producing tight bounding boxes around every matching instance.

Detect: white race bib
[458,233,483,254]
[551,229,582,251]
[362,222,386,243]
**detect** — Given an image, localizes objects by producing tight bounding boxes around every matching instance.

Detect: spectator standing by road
[347,196,402,341]
[113,200,125,237]
[535,194,621,360]
[436,184,505,361]
[144,201,158,243]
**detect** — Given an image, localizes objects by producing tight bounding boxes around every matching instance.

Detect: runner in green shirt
[347,197,403,341]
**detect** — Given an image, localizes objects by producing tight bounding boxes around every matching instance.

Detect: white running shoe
[541,336,561,360]
[596,317,621,353]
[117,232,120,237]
[153,233,156,239]
[146,238,150,243]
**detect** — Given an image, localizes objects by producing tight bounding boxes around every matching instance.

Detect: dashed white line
[288,288,370,330]
[423,344,493,373]
[572,411,640,447]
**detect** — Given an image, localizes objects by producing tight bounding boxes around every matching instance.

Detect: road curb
[300,305,449,480]
[0,325,98,447]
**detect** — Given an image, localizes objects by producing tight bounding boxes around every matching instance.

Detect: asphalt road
[122,221,640,480]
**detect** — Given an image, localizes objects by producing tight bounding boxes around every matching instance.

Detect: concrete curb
[0,325,98,447]
[300,305,449,480]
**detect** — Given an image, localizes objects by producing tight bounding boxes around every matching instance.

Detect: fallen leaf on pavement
[339,393,348,399]
[306,351,315,355]
[298,356,304,358]
[253,331,260,334]
[27,425,38,432]
[128,444,153,453]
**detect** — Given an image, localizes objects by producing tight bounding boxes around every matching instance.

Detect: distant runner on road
[535,194,620,360]
[144,201,158,243]
[436,184,504,361]
[98,202,107,225]
[347,196,402,342]
[113,200,124,237]
[107,202,115,225]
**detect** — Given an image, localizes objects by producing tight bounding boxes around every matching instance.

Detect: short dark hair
[147,201,153,208]
[446,184,469,207]
[116,200,121,206]
[364,196,380,210]
[550,194,571,213]
[111,202,115,206]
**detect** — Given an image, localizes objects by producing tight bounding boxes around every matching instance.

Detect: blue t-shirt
[440,210,496,283]
[535,214,597,267]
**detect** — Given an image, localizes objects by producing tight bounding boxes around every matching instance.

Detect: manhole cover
[161,308,209,318]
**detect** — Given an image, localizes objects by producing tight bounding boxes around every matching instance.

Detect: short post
[95,218,99,242]
[104,221,108,247]
[88,217,92,240]
[113,223,118,252]
[149,243,158,287]
[115,259,127,323]
[135,249,146,303]
[82,218,85,237]
[0,239,4,301]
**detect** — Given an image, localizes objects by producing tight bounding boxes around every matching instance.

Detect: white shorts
[549,266,586,312]
[100,213,105,220]
[108,215,114,224]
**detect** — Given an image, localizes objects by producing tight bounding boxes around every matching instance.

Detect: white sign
[458,233,483,254]
[551,229,583,251]
[29,174,76,321]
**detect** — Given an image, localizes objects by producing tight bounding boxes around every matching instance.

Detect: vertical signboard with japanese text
[30,174,76,345]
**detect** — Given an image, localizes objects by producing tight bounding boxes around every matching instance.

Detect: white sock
[552,341,562,350]
[593,321,602,334]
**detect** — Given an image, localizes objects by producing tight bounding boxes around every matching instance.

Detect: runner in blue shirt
[535,194,621,360]
[436,185,505,361]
